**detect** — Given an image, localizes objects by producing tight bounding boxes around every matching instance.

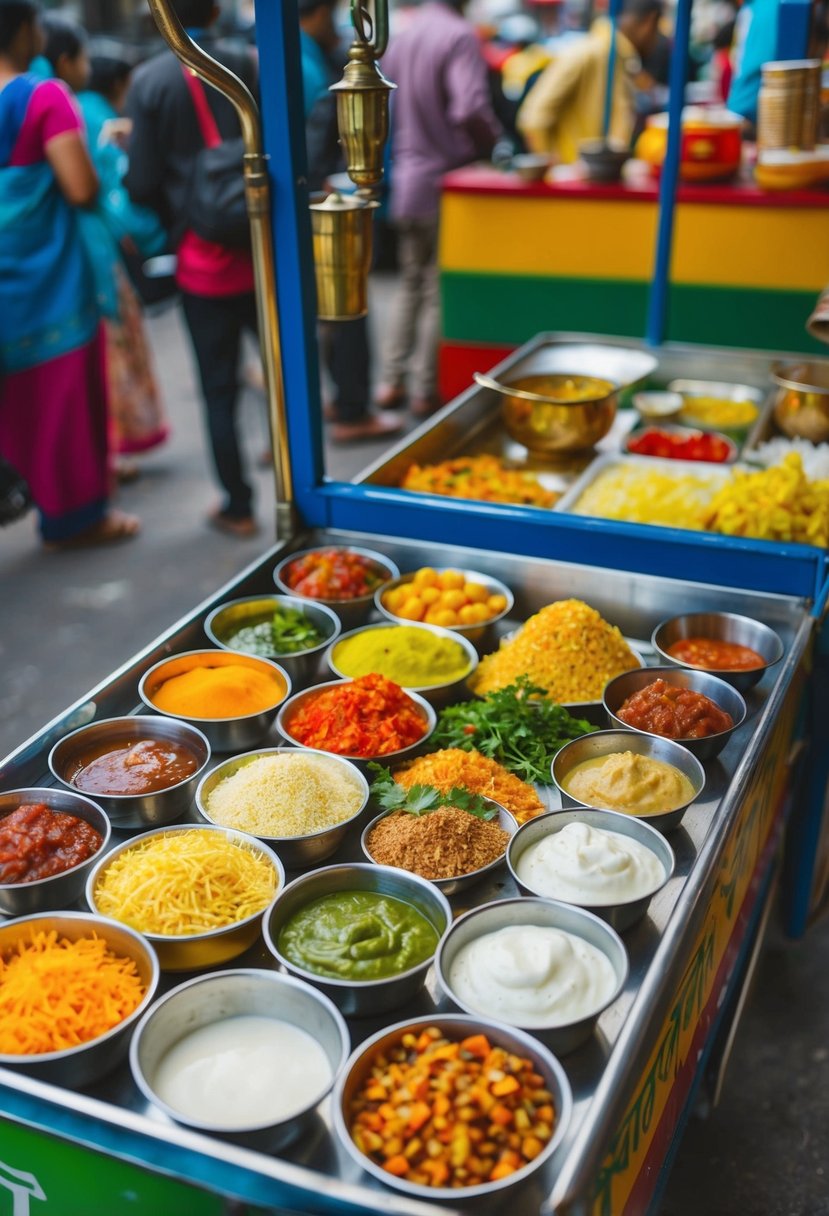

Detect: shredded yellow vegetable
[702,453,829,547]
[93,830,277,936]
[572,464,724,529]
[0,930,145,1055]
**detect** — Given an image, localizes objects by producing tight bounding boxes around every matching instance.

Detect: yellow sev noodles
[94,829,277,936]
[0,930,145,1055]
[469,599,638,703]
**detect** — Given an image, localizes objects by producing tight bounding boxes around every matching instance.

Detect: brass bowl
[771,361,829,443]
[478,372,618,453]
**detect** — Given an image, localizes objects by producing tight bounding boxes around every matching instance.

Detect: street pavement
[1,285,828,1215]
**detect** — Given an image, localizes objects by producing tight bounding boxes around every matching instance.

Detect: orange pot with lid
[635,107,743,181]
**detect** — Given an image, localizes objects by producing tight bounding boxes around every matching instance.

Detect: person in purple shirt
[376,0,501,418]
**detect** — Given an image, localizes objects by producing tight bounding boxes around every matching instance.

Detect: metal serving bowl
[130,968,349,1149]
[632,390,684,420]
[602,667,747,763]
[325,621,478,708]
[475,370,619,453]
[195,747,369,869]
[204,594,341,686]
[275,678,436,771]
[507,807,675,932]
[0,788,111,916]
[434,898,628,1056]
[263,862,451,1017]
[374,567,514,648]
[138,649,291,754]
[579,137,629,183]
[48,716,211,829]
[668,378,764,437]
[0,911,159,1086]
[332,1013,572,1201]
[553,728,705,833]
[360,799,518,896]
[86,824,284,972]
[273,545,400,630]
[771,360,829,443]
[652,611,784,693]
[510,152,552,182]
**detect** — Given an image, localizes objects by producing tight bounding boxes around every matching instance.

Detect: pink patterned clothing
[7,78,80,165]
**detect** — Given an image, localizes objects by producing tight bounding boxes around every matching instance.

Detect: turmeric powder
[151,664,285,719]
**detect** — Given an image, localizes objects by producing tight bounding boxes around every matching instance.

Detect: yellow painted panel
[440,193,658,280]
[672,204,829,289]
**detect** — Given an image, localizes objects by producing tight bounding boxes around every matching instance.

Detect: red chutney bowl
[0,788,110,916]
[602,667,747,763]
[275,676,436,770]
[624,425,737,464]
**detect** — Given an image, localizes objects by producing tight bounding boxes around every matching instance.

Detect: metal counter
[0,529,814,1215]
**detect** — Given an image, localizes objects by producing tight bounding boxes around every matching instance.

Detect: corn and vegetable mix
[468,600,638,704]
[400,455,559,509]
[347,1026,556,1188]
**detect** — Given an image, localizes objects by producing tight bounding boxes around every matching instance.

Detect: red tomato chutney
[285,673,428,757]
[617,678,733,739]
[666,637,765,671]
[282,549,386,600]
[70,739,199,796]
[0,804,103,884]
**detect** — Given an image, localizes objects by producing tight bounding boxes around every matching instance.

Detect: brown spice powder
[366,807,509,879]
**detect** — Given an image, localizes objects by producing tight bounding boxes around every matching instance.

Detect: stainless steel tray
[0,528,812,1215]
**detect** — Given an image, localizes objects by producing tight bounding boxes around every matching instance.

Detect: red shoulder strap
[182,66,222,149]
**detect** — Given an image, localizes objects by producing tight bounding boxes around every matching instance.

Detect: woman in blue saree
[0,0,139,548]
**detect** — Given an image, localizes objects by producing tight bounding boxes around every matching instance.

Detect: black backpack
[182,67,250,249]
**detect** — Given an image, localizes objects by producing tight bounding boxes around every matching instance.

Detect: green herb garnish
[368,764,497,820]
[228,605,325,658]
[431,676,597,784]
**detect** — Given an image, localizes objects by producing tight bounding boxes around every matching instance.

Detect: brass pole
[145,0,297,537]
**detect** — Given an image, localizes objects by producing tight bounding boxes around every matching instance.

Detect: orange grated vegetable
[393,748,544,824]
[0,929,145,1055]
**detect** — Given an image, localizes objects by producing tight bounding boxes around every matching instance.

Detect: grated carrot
[0,929,145,1055]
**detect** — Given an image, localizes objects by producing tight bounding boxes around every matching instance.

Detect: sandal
[207,509,259,538]
[44,510,141,551]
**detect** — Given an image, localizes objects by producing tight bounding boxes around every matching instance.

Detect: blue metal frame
[777,0,813,59]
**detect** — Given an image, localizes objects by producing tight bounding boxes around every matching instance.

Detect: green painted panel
[0,1120,226,1216]
[441,272,649,344]
[665,282,826,355]
[441,271,826,356]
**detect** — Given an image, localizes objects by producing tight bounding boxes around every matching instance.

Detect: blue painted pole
[255,0,326,514]
[777,0,812,58]
[602,0,623,138]
[645,0,692,346]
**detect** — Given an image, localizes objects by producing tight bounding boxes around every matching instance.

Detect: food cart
[1,1,828,1214]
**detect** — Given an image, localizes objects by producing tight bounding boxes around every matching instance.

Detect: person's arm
[123,75,164,211]
[516,52,584,154]
[444,31,502,157]
[45,130,98,206]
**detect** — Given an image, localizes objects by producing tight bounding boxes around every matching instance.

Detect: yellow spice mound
[468,599,638,703]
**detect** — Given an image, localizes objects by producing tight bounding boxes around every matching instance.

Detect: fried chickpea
[432,608,459,627]
[439,570,465,591]
[463,582,489,603]
[420,586,441,606]
[413,567,439,588]
[398,597,425,622]
[439,589,466,611]
[487,594,508,614]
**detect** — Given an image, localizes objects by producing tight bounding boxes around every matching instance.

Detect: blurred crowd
[1,0,827,552]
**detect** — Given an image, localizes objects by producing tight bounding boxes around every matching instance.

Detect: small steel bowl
[48,716,211,829]
[195,747,369,869]
[0,911,159,1086]
[507,807,675,932]
[273,545,400,630]
[632,390,683,420]
[771,360,829,444]
[129,968,349,1148]
[0,788,111,916]
[510,152,552,182]
[668,378,763,437]
[434,897,628,1055]
[624,424,738,463]
[360,799,518,896]
[652,611,784,693]
[325,621,478,708]
[552,728,705,833]
[204,594,341,686]
[263,863,451,1017]
[332,1013,572,1201]
[579,137,629,183]
[275,678,436,771]
[374,567,514,648]
[138,649,291,754]
[86,824,284,972]
[603,667,747,762]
